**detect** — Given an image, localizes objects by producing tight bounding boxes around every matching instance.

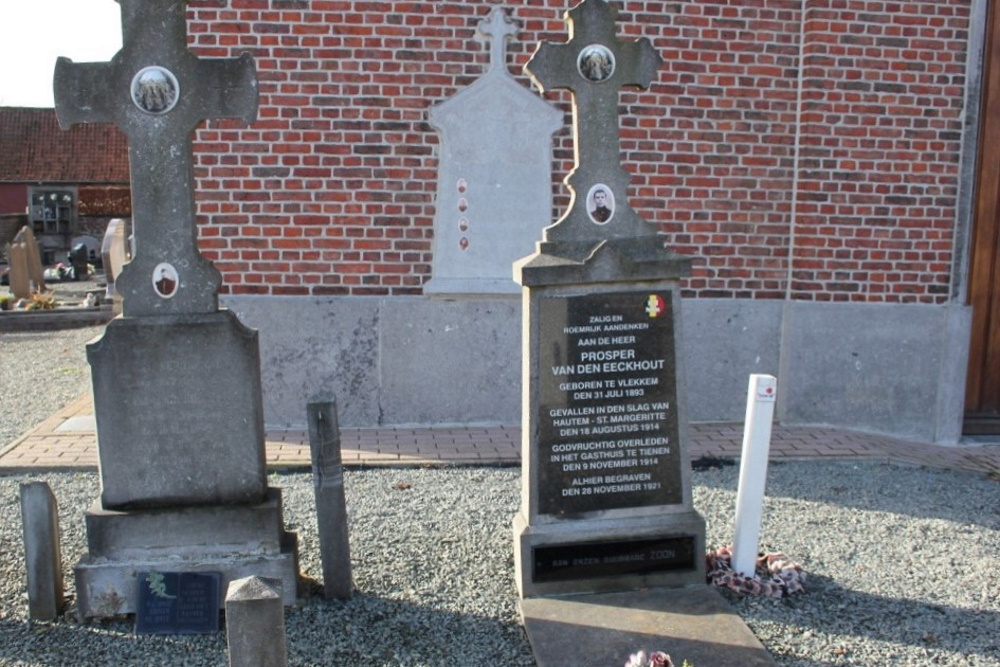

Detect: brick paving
[1,394,999,476]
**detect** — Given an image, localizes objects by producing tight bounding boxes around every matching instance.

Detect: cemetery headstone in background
[513,0,706,599]
[5,226,47,298]
[4,241,30,299]
[425,7,563,294]
[54,0,299,619]
[100,218,129,313]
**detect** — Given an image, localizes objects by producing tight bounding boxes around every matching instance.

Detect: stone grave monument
[5,226,47,299]
[512,4,775,664]
[54,0,298,619]
[513,0,705,600]
[425,7,562,295]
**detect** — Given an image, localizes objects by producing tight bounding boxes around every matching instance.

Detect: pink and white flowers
[625,650,674,667]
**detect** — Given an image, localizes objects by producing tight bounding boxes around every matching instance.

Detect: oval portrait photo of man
[152,262,180,299]
[587,184,615,225]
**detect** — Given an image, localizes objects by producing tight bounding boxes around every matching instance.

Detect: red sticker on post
[755,379,777,402]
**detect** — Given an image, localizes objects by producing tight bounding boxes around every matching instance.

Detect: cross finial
[524,0,662,252]
[479,7,518,75]
[53,0,257,318]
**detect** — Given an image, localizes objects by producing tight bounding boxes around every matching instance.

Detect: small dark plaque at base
[534,536,696,583]
[135,571,221,635]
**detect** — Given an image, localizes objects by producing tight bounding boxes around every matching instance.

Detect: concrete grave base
[513,510,706,598]
[74,488,299,619]
[520,586,775,667]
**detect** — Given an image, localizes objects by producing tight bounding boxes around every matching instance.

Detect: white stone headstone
[101,218,129,305]
[425,7,562,295]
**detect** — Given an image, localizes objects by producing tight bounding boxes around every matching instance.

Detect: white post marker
[732,374,778,578]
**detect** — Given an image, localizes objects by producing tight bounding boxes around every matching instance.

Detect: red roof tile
[0,107,129,184]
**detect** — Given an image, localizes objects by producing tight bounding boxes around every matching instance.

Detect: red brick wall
[187,0,971,303]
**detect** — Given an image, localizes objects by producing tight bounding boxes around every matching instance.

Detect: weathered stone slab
[82,488,290,560]
[425,7,562,295]
[20,481,65,620]
[74,522,298,619]
[17,225,47,293]
[88,310,267,509]
[6,241,31,299]
[307,400,353,600]
[520,587,776,667]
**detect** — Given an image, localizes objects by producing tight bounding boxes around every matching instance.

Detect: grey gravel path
[0,326,101,447]
[1,328,999,666]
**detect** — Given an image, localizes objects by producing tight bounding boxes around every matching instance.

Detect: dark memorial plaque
[537,290,681,516]
[534,536,696,583]
[135,571,221,634]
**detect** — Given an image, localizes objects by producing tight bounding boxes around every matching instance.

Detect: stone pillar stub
[225,576,288,667]
[20,481,65,620]
[307,400,354,600]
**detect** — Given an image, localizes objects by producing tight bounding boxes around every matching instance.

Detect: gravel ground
[0,326,102,447]
[2,328,999,666]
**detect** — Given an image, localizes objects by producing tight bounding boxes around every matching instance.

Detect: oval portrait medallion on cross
[587,184,615,225]
[578,45,615,83]
[131,66,180,115]
[152,262,179,299]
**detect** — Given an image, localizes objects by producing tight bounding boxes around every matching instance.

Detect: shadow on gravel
[724,573,1000,665]
[693,460,1000,528]
[0,615,227,665]
[0,594,534,666]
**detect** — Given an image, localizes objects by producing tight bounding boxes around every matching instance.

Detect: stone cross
[480,7,518,75]
[53,0,257,318]
[525,0,662,249]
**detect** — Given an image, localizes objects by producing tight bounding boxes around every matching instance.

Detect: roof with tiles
[0,107,129,184]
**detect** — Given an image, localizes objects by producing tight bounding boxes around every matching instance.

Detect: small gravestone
[425,7,562,294]
[225,576,288,667]
[513,0,705,600]
[6,226,46,298]
[5,241,31,299]
[56,0,298,619]
[18,226,47,293]
[20,482,65,621]
[70,235,102,264]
